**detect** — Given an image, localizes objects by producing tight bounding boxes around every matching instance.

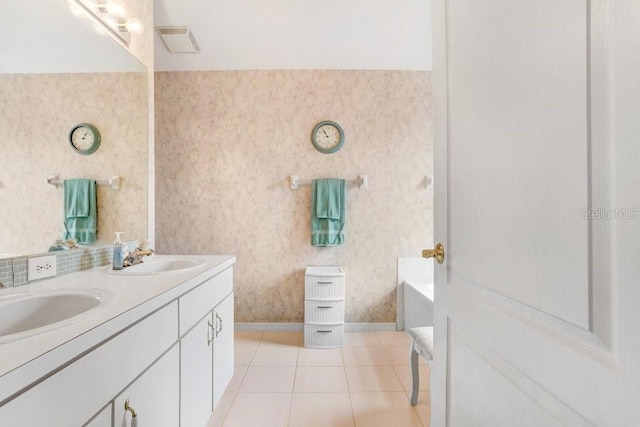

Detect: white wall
[154,0,432,71]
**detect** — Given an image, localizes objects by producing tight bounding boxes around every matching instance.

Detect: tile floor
[206,330,431,427]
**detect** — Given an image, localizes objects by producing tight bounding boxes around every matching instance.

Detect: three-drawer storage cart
[304,266,345,348]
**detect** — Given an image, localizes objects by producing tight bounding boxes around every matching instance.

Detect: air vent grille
[156,26,200,53]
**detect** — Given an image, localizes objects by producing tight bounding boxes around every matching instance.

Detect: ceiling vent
[156,26,200,53]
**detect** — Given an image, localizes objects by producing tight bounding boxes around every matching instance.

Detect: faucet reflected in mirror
[0,0,148,259]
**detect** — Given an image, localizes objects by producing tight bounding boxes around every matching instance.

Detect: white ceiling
[0,0,145,74]
[154,0,432,71]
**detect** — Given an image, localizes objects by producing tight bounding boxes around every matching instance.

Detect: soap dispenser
[112,232,126,270]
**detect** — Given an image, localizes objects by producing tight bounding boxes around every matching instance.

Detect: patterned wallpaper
[0,72,148,255]
[155,70,433,323]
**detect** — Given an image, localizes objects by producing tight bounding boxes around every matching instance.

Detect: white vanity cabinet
[113,344,180,427]
[0,301,178,427]
[179,267,234,427]
[0,256,236,427]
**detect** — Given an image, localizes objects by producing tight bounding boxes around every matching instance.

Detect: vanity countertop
[0,254,236,403]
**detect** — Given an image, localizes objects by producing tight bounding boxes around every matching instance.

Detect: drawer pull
[317,305,334,309]
[207,319,214,346]
[317,281,333,285]
[124,399,138,426]
[216,313,223,337]
[317,330,333,333]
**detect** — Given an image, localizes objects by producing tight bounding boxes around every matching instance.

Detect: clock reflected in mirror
[69,123,101,155]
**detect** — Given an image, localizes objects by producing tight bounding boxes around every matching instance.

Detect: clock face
[311,121,344,154]
[69,123,101,155]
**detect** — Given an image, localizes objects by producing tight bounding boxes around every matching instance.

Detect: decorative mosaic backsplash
[155,69,434,323]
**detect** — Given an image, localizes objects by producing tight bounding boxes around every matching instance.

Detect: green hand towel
[311,179,345,247]
[63,179,97,244]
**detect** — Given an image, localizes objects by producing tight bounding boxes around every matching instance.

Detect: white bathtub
[403,280,434,330]
[397,257,434,330]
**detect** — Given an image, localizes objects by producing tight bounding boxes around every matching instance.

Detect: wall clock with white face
[311,121,345,154]
[69,123,101,155]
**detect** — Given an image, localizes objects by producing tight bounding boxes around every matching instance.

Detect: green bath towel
[311,179,345,247]
[63,179,97,244]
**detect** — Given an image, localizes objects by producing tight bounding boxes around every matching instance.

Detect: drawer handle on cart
[317,281,333,284]
[317,330,333,333]
[317,305,334,309]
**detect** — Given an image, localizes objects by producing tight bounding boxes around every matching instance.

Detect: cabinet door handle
[317,281,333,285]
[207,319,214,346]
[216,313,223,337]
[125,399,138,426]
[317,330,333,333]
[317,305,333,309]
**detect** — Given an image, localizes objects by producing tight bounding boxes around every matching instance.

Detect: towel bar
[289,175,368,190]
[47,175,121,190]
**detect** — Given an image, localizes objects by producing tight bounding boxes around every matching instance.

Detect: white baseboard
[235,322,397,332]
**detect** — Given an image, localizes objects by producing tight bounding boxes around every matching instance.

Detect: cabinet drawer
[305,275,345,299]
[180,267,233,336]
[304,324,344,348]
[304,300,344,323]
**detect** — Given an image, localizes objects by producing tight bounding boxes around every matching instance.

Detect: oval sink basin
[108,256,205,275]
[0,289,112,343]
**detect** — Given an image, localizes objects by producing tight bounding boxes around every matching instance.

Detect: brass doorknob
[422,243,445,264]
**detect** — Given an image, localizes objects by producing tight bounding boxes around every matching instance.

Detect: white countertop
[0,254,236,403]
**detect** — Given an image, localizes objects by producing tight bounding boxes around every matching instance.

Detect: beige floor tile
[413,391,432,427]
[261,331,303,346]
[294,367,349,392]
[235,338,260,366]
[251,343,299,366]
[222,393,291,427]
[376,331,411,346]
[344,332,381,347]
[342,346,390,366]
[383,345,411,366]
[226,365,248,392]
[206,392,235,427]
[350,392,423,427]
[288,393,355,427]
[393,365,431,393]
[345,366,404,392]
[298,347,344,366]
[239,366,296,392]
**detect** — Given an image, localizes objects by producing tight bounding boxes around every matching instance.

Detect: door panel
[430,0,633,425]
[447,0,590,328]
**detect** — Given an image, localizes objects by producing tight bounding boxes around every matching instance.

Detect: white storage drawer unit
[304,266,345,348]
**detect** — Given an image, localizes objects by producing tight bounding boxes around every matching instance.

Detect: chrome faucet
[123,241,155,267]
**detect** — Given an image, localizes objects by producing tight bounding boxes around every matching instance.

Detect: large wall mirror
[0,0,148,258]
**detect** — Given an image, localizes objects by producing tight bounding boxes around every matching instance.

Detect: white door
[430,0,640,425]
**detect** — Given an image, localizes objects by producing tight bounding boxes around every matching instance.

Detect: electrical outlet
[28,255,57,281]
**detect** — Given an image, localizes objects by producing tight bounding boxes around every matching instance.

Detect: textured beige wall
[155,70,433,323]
[0,73,148,254]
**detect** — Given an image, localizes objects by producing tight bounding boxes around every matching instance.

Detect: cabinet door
[114,344,180,427]
[83,403,111,427]
[180,313,214,427]
[213,292,234,408]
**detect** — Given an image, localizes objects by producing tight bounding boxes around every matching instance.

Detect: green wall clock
[311,121,345,154]
[69,123,101,155]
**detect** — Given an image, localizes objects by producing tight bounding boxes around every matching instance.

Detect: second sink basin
[0,289,113,343]
[108,256,205,275]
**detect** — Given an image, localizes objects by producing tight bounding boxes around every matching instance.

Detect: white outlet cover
[28,255,57,281]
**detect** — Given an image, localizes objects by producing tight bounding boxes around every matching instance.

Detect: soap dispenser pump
[112,232,126,270]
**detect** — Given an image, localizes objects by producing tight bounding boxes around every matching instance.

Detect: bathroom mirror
[0,0,148,258]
